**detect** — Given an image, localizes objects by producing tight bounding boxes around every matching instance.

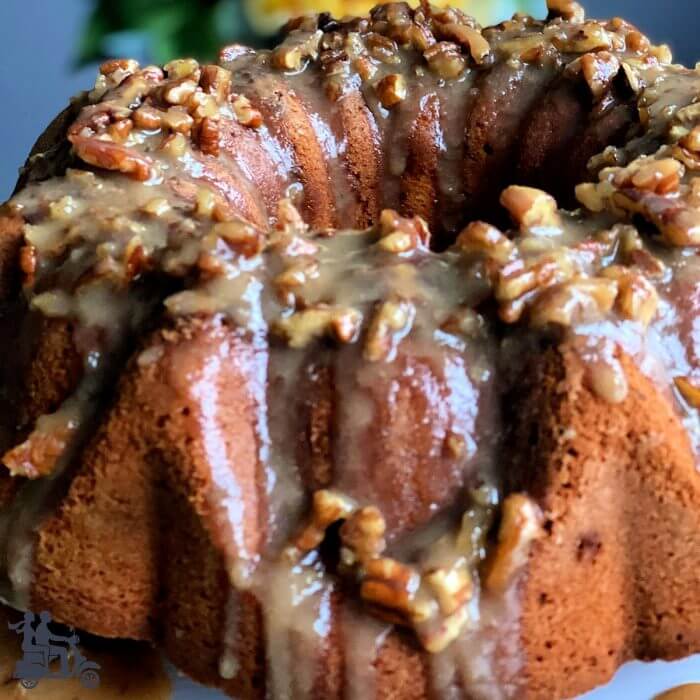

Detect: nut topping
[601,266,658,325]
[274,305,363,348]
[195,116,221,156]
[425,565,473,616]
[361,558,425,623]
[675,376,700,408]
[579,51,620,98]
[162,78,198,106]
[456,221,515,264]
[200,65,232,103]
[364,298,416,362]
[19,244,37,286]
[546,0,585,22]
[439,24,490,64]
[133,105,163,130]
[272,30,323,71]
[340,506,387,565]
[164,58,201,81]
[482,494,543,592]
[552,23,613,53]
[500,186,560,231]
[161,132,187,158]
[293,489,356,553]
[529,277,618,327]
[69,134,153,181]
[212,221,265,257]
[231,95,263,128]
[376,74,407,108]
[424,42,468,79]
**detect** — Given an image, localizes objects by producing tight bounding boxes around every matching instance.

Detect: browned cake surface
[509,348,700,698]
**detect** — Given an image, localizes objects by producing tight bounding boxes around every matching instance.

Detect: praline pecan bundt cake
[1,1,700,698]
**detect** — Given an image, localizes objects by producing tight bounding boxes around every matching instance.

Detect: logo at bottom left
[9,610,101,690]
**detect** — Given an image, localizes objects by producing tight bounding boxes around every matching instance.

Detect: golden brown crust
[508,345,700,698]
[463,63,556,222]
[338,90,383,229]
[32,318,267,642]
[401,93,442,233]
[516,77,589,201]
[219,120,289,223]
[247,77,337,228]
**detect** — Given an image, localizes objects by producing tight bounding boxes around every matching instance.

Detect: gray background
[0,0,698,199]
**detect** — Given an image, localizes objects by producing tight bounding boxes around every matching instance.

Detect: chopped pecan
[424,42,467,79]
[364,298,416,362]
[274,305,363,348]
[378,209,431,247]
[456,221,515,264]
[200,65,232,103]
[418,605,469,654]
[438,24,490,64]
[69,134,153,181]
[161,132,188,158]
[212,221,265,257]
[675,376,700,408]
[482,493,543,592]
[340,506,387,565]
[133,105,163,130]
[2,422,74,479]
[376,74,407,109]
[162,78,198,106]
[142,197,171,217]
[578,51,620,98]
[600,265,658,325]
[425,564,473,616]
[546,0,585,22]
[195,117,221,156]
[552,23,613,53]
[19,244,37,286]
[361,558,426,623]
[294,489,356,552]
[500,185,560,231]
[528,277,618,327]
[164,58,200,81]
[231,95,263,128]
[161,107,194,134]
[366,32,400,64]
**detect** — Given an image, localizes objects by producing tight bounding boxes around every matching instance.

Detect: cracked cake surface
[1,1,700,698]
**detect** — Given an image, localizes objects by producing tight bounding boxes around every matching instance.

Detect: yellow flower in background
[244,0,544,35]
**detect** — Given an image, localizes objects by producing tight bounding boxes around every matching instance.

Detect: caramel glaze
[1,2,700,700]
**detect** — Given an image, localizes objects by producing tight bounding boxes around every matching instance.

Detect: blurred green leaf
[77,0,262,66]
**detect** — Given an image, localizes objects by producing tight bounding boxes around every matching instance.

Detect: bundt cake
[1,1,700,698]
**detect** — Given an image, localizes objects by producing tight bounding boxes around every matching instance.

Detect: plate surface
[171,654,700,699]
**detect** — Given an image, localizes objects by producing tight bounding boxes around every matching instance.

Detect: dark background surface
[0,0,697,199]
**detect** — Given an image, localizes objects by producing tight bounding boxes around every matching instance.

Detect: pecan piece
[340,506,387,565]
[69,134,153,181]
[546,0,585,22]
[195,117,221,156]
[376,74,407,109]
[482,494,543,592]
[500,185,559,231]
[675,376,700,408]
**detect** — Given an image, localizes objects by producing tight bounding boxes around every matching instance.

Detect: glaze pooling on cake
[1,1,700,699]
